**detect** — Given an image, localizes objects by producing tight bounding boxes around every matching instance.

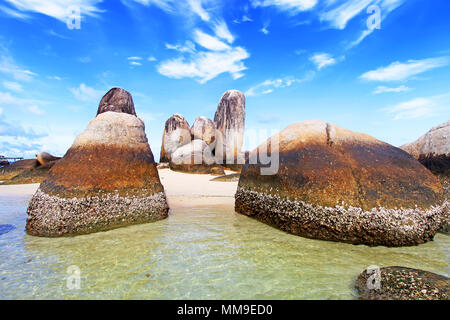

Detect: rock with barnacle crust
[97,87,136,116]
[235,120,447,247]
[26,90,168,237]
[355,266,449,300]
[160,114,191,163]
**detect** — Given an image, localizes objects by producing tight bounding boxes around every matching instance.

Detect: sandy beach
[0,169,239,209]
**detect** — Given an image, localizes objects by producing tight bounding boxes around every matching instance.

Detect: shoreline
[0,169,239,209]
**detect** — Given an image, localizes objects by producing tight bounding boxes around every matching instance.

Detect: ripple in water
[0,194,448,299]
[0,224,15,236]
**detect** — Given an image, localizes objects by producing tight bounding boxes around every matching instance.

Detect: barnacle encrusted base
[26,189,169,237]
[235,187,448,247]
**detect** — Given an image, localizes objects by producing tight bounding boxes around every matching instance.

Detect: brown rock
[26,110,168,237]
[191,116,217,150]
[160,114,191,163]
[97,88,136,116]
[1,160,58,185]
[235,120,447,247]
[0,159,38,181]
[401,120,449,177]
[37,152,61,165]
[355,266,449,300]
[209,166,225,176]
[214,90,245,163]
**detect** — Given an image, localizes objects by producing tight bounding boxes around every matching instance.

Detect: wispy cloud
[309,53,342,70]
[320,0,372,30]
[260,21,270,35]
[165,41,196,54]
[0,56,37,82]
[3,0,104,23]
[245,73,314,97]
[360,57,450,82]
[373,85,411,94]
[70,83,103,102]
[213,20,234,44]
[0,91,46,115]
[194,29,231,51]
[2,81,23,92]
[252,0,318,12]
[127,56,142,60]
[0,4,30,19]
[382,93,450,120]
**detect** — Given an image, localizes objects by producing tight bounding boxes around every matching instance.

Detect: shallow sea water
[0,194,448,300]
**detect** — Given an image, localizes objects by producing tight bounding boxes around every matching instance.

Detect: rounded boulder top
[97,88,136,116]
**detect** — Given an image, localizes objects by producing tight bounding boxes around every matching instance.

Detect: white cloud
[147,56,157,61]
[130,61,142,66]
[252,0,318,12]
[193,29,231,51]
[127,56,142,60]
[246,73,315,97]
[320,0,372,29]
[70,83,103,102]
[187,0,210,21]
[360,57,450,82]
[2,81,23,92]
[0,91,47,115]
[0,5,30,19]
[310,53,341,70]
[4,0,104,22]
[0,56,37,82]
[165,41,196,54]
[78,57,91,63]
[28,105,44,115]
[158,47,249,83]
[213,20,234,44]
[373,85,411,94]
[260,21,270,35]
[383,94,450,120]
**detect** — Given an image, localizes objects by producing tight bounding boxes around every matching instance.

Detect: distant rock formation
[214,90,245,163]
[355,266,449,300]
[37,152,61,165]
[97,88,136,116]
[401,120,449,176]
[1,160,58,185]
[235,120,447,247]
[27,89,168,237]
[191,116,216,151]
[170,139,224,175]
[160,114,191,163]
[0,159,38,181]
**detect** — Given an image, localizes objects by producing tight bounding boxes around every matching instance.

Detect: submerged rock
[170,139,222,174]
[191,116,217,151]
[97,88,136,116]
[214,90,245,163]
[160,114,191,163]
[355,266,449,300]
[26,92,168,237]
[235,120,447,247]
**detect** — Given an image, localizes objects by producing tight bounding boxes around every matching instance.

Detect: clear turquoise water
[0,194,448,300]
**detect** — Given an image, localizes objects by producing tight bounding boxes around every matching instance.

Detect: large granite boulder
[191,116,217,151]
[160,114,191,163]
[355,266,449,300]
[170,139,224,175]
[26,94,169,237]
[97,88,136,116]
[214,90,245,164]
[235,120,447,247]
[401,120,449,176]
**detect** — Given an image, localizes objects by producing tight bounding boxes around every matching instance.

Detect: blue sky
[0,0,449,161]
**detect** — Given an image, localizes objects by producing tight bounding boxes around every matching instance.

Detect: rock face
[37,152,61,165]
[214,90,245,163]
[401,120,450,176]
[26,103,169,237]
[355,266,449,300]
[170,139,223,174]
[160,114,191,163]
[235,120,447,247]
[191,116,217,150]
[97,88,136,116]
[1,160,58,185]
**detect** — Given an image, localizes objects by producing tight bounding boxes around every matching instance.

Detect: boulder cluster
[26,88,169,237]
[160,90,246,175]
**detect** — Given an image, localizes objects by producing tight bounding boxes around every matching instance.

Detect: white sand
[0,169,239,208]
